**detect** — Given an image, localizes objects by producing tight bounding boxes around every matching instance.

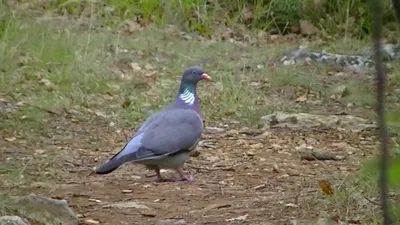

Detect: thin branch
[372,0,391,224]
[392,0,400,22]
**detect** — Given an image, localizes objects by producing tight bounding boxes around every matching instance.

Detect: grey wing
[138,109,203,158]
[136,110,164,134]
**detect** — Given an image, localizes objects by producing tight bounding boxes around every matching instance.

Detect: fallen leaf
[120,20,142,35]
[121,189,133,193]
[103,201,149,209]
[295,95,308,102]
[84,219,100,224]
[71,119,80,124]
[141,211,156,217]
[225,214,248,222]
[121,100,131,108]
[130,62,142,71]
[252,184,266,190]
[285,203,299,208]
[39,78,55,89]
[204,203,231,211]
[272,163,279,173]
[35,149,46,154]
[299,20,318,35]
[348,220,361,224]
[94,111,108,118]
[4,137,16,142]
[318,180,334,195]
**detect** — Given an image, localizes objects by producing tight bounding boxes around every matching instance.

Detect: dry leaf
[35,149,46,154]
[225,214,248,222]
[71,119,80,124]
[141,211,156,217]
[122,189,133,193]
[295,95,308,102]
[299,20,318,35]
[4,137,16,142]
[120,20,142,35]
[318,180,334,195]
[39,78,55,88]
[121,100,131,108]
[285,203,299,208]
[84,219,100,224]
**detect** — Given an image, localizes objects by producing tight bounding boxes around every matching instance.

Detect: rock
[260,111,376,132]
[0,216,29,225]
[155,219,186,225]
[6,193,78,225]
[103,201,149,209]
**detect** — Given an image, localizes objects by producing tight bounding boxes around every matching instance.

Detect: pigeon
[95,66,211,182]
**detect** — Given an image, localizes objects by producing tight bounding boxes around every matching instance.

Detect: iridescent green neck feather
[178,84,196,105]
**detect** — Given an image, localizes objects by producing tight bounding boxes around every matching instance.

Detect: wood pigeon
[95,66,211,182]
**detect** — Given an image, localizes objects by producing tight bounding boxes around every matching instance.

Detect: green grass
[4,0,399,38]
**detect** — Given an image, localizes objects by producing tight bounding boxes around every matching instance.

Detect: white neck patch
[179,89,195,105]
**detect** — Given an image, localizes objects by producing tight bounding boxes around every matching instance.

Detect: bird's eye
[192,71,196,75]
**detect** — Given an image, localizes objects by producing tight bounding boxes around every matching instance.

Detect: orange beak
[201,73,212,81]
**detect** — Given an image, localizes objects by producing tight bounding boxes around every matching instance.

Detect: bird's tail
[94,134,143,175]
[94,156,124,174]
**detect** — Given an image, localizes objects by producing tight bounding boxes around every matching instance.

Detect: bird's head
[181,66,211,85]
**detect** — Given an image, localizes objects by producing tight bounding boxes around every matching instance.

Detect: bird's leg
[154,168,168,182]
[153,167,194,182]
[175,167,195,182]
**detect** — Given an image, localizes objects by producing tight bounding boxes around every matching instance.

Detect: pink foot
[155,176,195,182]
[180,175,196,182]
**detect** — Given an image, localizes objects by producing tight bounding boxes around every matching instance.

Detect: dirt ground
[0,108,378,225]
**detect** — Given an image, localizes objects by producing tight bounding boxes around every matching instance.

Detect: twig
[300,151,345,161]
[364,197,381,206]
[188,165,236,172]
[18,157,33,178]
[372,0,391,224]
